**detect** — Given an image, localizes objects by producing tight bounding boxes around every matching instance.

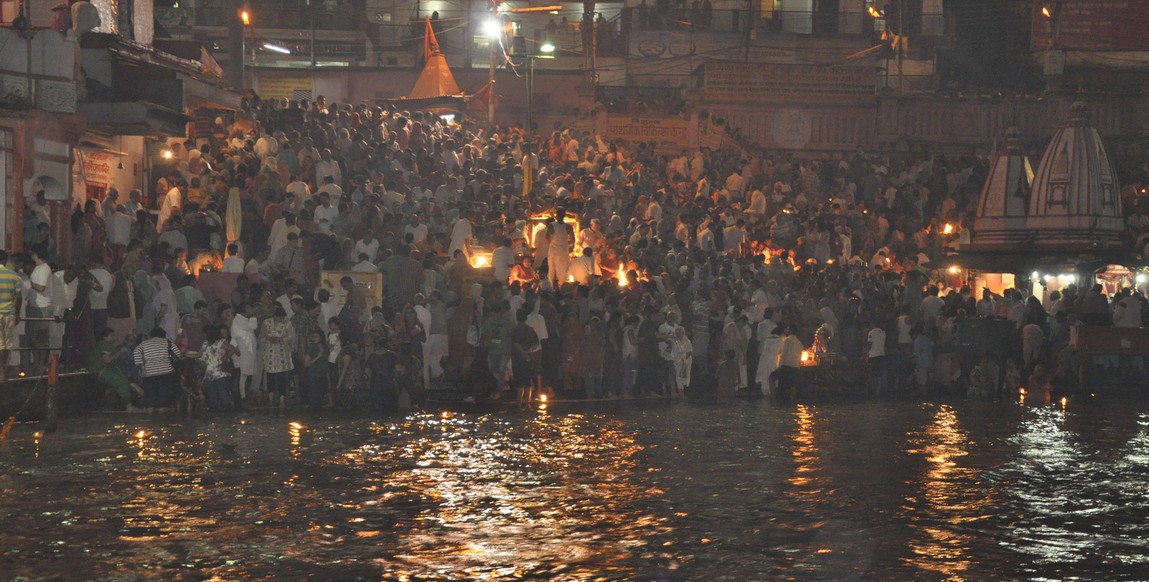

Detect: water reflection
[902,404,982,579]
[327,412,674,579]
[788,404,822,492]
[4,402,1149,579]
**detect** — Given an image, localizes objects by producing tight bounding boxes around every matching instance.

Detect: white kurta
[756,335,782,396]
[230,313,259,375]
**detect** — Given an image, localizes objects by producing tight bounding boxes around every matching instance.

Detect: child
[327,317,343,399]
[200,325,238,410]
[967,354,999,400]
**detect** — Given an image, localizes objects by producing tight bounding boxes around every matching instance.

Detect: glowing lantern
[470,251,493,269]
[800,350,817,366]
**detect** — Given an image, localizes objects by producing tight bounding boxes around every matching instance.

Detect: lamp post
[526,42,555,137]
[483,16,501,130]
[227,1,246,90]
[240,7,250,59]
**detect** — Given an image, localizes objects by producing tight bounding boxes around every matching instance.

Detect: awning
[942,247,1144,274]
[178,73,243,110]
[76,101,192,137]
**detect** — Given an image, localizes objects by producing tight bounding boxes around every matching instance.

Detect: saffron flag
[471,81,492,106]
[424,17,440,61]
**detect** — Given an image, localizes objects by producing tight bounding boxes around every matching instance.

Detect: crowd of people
[2,93,1148,413]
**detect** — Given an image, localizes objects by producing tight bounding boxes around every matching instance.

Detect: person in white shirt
[27,247,54,372]
[254,134,279,160]
[748,189,767,216]
[576,219,605,253]
[404,215,429,250]
[354,232,381,263]
[245,247,272,280]
[492,238,515,283]
[724,219,746,255]
[230,301,261,399]
[864,322,888,395]
[314,193,339,235]
[547,209,574,287]
[645,195,663,223]
[222,243,245,273]
[448,211,474,262]
[286,177,311,211]
[696,221,716,252]
[314,149,342,189]
[157,181,183,233]
[567,247,600,286]
[352,253,378,273]
[88,260,114,334]
[318,175,344,204]
[106,205,133,247]
[268,213,299,258]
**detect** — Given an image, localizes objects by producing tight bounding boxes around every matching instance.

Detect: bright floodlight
[539,42,555,53]
[263,43,291,54]
[483,19,501,39]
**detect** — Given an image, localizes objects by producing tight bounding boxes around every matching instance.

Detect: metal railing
[621,8,944,37]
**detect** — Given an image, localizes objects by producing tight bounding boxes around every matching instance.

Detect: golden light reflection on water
[9,404,1149,580]
[902,404,980,579]
[788,404,824,493]
[327,412,675,579]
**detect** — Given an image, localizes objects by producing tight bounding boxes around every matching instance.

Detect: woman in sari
[62,269,95,369]
[89,327,139,411]
[150,272,180,342]
[559,311,586,397]
[133,269,158,335]
[446,296,476,377]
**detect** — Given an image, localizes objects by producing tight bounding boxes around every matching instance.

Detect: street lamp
[526,42,555,136]
[485,17,501,129]
[239,4,255,67]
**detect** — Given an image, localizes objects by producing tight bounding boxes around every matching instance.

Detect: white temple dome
[1025,95,1123,248]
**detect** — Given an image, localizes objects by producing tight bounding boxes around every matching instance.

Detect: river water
[2,397,1149,581]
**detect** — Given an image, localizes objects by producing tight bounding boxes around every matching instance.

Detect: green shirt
[0,266,21,315]
[481,315,514,356]
[87,340,116,374]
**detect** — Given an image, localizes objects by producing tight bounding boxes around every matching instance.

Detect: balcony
[0,28,79,112]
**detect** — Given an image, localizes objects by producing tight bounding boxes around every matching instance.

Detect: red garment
[561,321,586,374]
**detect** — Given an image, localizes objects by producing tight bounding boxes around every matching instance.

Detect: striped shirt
[133,338,177,378]
[0,266,20,315]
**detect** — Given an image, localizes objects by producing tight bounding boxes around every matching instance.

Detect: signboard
[1031,1,1149,52]
[702,63,874,104]
[257,73,314,101]
[319,270,384,309]
[75,149,116,190]
[604,116,690,149]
